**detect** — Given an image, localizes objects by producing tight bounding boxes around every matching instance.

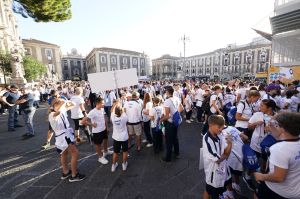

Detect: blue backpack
[224,102,233,112]
[154,108,161,132]
[242,144,260,171]
[171,100,182,127]
[227,101,246,125]
[260,134,276,157]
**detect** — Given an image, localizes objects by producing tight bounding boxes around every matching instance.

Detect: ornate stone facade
[0,0,25,84]
[62,49,87,80]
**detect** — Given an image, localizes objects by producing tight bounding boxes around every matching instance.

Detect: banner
[87,68,138,93]
[268,66,300,84]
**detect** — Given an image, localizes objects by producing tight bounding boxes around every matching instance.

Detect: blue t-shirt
[4,91,20,104]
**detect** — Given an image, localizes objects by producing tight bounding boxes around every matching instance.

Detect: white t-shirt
[195,89,204,107]
[184,94,192,112]
[70,95,85,119]
[235,100,253,129]
[210,94,221,114]
[111,112,129,141]
[266,140,300,199]
[32,90,40,101]
[173,90,182,100]
[249,112,270,153]
[87,108,106,133]
[236,87,247,101]
[284,96,299,112]
[124,100,142,123]
[222,126,243,171]
[224,93,236,106]
[163,96,181,123]
[149,105,163,128]
[48,112,70,134]
[142,102,153,122]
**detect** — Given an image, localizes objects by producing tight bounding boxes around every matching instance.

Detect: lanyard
[60,114,67,129]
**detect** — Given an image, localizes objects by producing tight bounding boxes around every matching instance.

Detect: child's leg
[103,139,108,153]
[112,153,118,164]
[67,145,78,177]
[122,152,128,163]
[203,191,209,199]
[60,150,69,174]
[95,144,103,157]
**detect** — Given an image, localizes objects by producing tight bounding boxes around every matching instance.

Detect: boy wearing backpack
[203,115,233,199]
[160,86,184,163]
[149,97,164,153]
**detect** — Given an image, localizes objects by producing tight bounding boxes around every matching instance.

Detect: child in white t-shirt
[222,126,248,194]
[184,90,193,123]
[82,97,112,165]
[110,104,129,172]
[149,97,164,153]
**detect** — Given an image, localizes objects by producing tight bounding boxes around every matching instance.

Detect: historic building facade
[151,54,180,79]
[86,47,150,77]
[0,0,25,84]
[152,38,271,80]
[22,38,62,80]
[61,49,87,80]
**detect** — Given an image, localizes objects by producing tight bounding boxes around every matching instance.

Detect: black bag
[202,94,211,114]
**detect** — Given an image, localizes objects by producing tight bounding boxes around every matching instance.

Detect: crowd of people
[0,78,299,199]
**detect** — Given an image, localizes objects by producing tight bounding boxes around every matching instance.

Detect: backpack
[260,134,276,158]
[227,101,246,125]
[171,100,182,127]
[224,102,233,112]
[242,144,260,171]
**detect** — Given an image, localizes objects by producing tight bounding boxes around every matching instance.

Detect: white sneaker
[111,163,118,172]
[103,150,114,157]
[232,183,241,194]
[190,119,194,122]
[98,156,109,165]
[142,139,147,143]
[223,190,234,199]
[146,143,153,147]
[122,162,128,171]
[186,120,191,123]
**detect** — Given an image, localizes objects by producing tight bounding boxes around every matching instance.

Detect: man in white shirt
[104,90,116,123]
[160,86,184,162]
[236,82,247,104]
[194,85,205,122]
[124,92,143,151]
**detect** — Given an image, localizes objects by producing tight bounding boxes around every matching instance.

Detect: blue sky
[16,0,274,58]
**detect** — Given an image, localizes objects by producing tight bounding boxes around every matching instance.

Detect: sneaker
[190,119,194,122]
[146,143,153,148]
[103,150,114,157]
[160,157,171,163]
[98,156,109,165]
[223,191,234,199]
[242,176,255,191]
[122,162,128,171]
[61,170,72,180]
[15,124,23,128]
[111,163,118,172]
[232,183,242,194]
[69,173,85,182]
[186,120,191,123]
[142,139,147,143]
[41,142,50,149]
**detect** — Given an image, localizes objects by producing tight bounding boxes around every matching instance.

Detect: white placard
[279,67,294,80]
[88,71,115,93]
[87,68,138,93]
[115,68,138,88]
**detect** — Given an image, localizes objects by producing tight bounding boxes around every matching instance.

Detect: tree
[0,51,12,84]
[13,0,72,22]
[23,56,47,81]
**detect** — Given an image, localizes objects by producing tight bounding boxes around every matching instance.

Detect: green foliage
[23,56,47,81]
[0,51,12,75]
[15,0,72,22]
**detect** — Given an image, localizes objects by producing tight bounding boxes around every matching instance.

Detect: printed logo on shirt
[295,151,300,161]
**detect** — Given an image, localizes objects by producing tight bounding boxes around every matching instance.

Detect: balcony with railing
[274,0,300,15]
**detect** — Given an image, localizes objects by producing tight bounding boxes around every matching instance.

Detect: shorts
[56,137,74,154]
[257,181,287,199]
[229,167,243,176]
[113,140,128,153]
[73,118,84,130]
[127,123,142,136]
[205,183,225,199]
[93,130,108,145]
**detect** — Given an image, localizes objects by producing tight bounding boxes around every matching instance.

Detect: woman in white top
[254,112,300,199]
[149,97,164,153]
[70,87,87,143]
[248,99,278,171]
[110,105,129,172]
[48,98,85,182]
[184,90,193,123]
[142,93,153,147]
